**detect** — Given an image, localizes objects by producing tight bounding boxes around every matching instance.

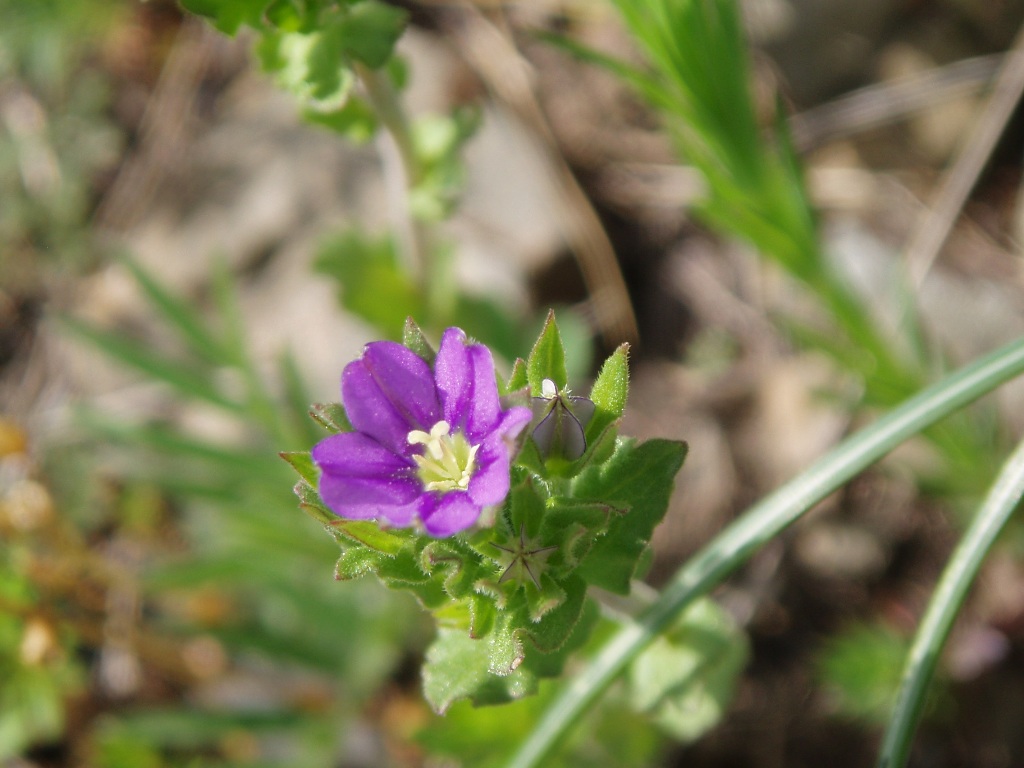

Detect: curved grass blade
[506,334,1024,768]
[876,435,1024,768]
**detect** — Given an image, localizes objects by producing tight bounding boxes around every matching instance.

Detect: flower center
[407,420,479,492]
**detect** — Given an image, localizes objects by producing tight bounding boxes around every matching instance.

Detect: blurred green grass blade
[60,316,244,413]
[507,334,1024,768]
[77,412,283,485]
[876,435,1024,768]
[279,349,323,445]
[121,258,227,365]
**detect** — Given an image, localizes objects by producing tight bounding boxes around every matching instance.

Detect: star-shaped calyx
[491,525,558,588]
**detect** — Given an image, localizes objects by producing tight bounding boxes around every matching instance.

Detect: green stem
[506,334,1024,768]
[355,63,449,323]
[876,434,1024,768]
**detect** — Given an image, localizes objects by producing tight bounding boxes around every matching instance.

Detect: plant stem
[506,334,1024,768]
[876,434,1024,768]
[355,63,447,322]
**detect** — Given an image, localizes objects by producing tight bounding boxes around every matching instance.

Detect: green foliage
[628,597,748,742]
[817,622,912,724]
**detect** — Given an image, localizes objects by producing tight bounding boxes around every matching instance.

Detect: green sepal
[505,357,529,395]
[526,310,568,395]
[331,519,412,556]
[539,498,619,574]
[402,317,437,366]
[586,343,630,446]
[309,402,352,433]
[572,438,688,594]
[293,479,344,537]
[279,450,317,486]
[421,538,485,601]
[628,597,748,743]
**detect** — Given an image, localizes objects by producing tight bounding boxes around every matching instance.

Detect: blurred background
[6,0,1024,766]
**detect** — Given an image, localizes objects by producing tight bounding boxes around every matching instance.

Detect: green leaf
[527,310,567,395]
[302,96,378,141]
[628,597,748,743]
[423,627,539,714]
[256,26,355,112]
[314,229,423,337]
[180,0,271,35]
[586,343,629,446]
[572,439,689,594]
[335,0,408,69]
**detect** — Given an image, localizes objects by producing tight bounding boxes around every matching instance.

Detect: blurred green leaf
[180,0,271,35]
[628,597,747,743]
[314,229,423,338]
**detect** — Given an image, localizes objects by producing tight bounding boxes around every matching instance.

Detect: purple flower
[311,328,532,537]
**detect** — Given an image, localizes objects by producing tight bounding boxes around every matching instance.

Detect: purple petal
[342,341,440,453]
[420,491,481,537]
[312,432,413,474]
[313,433,421,524]
[319,473,421,516]
[466,406,530,505]
[467,440,513,508]
[434,328,503,440]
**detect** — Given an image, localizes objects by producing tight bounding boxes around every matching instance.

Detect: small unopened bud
[530,379,595,461]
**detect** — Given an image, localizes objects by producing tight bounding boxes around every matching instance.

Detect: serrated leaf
[256,25,355,112]
[628,597,748,743]
[527,310,567,395]
[572,438,688,594]
[519,574,588,654]
[586,343,630,445]
[402,317,437,365]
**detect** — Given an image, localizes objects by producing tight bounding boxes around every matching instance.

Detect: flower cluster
[312,328,531,537]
